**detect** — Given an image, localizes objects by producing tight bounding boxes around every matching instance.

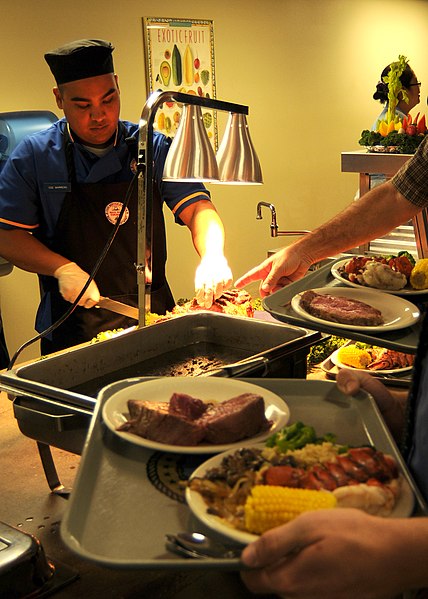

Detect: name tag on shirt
[44,182,71,193]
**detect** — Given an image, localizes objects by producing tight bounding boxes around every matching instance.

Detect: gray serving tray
[60,377,427,570]
[263,259,426,353]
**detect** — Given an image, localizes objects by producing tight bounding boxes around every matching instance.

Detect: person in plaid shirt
[236,135,428,296]
[238,136,428,599]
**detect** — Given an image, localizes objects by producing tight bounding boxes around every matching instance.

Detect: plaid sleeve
[391,136,428,208]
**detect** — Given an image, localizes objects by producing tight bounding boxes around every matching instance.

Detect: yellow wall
[1,0,427,362]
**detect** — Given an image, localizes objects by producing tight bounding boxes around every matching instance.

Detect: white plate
[331,259,428,295]
[102,378,290,454]
[330,346,413,375]
[291,287,420,332]
[186,447,261,544]
[186,447,415,545]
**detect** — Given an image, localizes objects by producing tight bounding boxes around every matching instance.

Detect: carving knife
[96,297,139,320]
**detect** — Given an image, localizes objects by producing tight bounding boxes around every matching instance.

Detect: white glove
[54,262,100,308]
[195,254,233,309]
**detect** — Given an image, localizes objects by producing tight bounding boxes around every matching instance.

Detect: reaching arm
[180,200,232,307]
[235,181,420,296]
[292,181,419,263]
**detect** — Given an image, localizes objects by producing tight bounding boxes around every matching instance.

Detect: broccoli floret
[266,421,338,452]
[359,130,382,147]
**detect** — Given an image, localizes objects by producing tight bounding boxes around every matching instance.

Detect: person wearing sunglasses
[236,135,428,599]
[372,58,421,130]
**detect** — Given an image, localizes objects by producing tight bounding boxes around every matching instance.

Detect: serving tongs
[204,356,269,378]
[165,532,242,560]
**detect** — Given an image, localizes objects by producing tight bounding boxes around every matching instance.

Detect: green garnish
[359,129,425,154]
[384,55,409,124]
[307,335,348,366]
[265,421,338,452]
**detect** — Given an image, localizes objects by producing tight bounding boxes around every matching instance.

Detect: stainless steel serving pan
[0,312,321,456]
[1,312,320,407]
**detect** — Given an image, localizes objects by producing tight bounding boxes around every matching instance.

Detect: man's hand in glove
[195,254,233,309]
[54,262,100,308]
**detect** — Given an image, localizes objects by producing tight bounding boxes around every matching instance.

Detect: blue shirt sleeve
[0,121,67,240]
[0,121,212,241]
[152,131,211,225]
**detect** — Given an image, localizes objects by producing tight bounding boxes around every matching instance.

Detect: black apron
[39,128,174,354]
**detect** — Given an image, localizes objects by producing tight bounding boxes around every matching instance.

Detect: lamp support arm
[137,91,249,326]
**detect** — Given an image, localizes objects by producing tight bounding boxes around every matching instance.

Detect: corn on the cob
[410,259,428,290]
[337,346,371,369]
[244,485,337,534]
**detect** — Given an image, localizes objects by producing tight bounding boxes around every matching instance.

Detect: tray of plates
[263,259,427,354]
[60,376,427,569]
[319,347,413,388]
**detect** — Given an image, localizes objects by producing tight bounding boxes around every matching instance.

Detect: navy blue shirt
[0,118,211,332]
[0,118,211,245]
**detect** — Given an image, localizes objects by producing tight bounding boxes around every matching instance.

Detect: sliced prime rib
[122,398,206,445]
[173,289,254,318]
[300,290,384,326]
[169,392,208,419]
[202,393,269,444]
[118,391,269,446]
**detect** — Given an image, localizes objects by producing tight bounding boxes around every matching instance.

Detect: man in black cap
[0,39,232,353]
[44,39,115,85]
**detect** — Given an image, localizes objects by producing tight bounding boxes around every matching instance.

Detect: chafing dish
[1,312,321,459]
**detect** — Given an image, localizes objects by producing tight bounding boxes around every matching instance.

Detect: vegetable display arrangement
[359,55,427,154]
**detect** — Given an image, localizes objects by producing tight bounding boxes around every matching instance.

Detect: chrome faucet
[256,201,278,236]
[256,201,310,238]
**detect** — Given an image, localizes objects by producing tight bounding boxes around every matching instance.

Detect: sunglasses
[409,82,421,87]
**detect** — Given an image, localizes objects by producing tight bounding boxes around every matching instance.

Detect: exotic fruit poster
[142,17,217,148]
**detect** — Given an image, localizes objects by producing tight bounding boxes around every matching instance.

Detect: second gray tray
[263,259,426,353]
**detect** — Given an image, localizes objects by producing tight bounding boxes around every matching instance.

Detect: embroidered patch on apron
[105,201,130,225]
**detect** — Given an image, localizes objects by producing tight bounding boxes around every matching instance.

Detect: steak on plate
[299,290,384,326]
[202,393,270,444]
[118,391,270,446]
[122,397,206,445]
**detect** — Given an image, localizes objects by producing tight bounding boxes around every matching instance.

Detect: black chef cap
[44,39,114,85]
